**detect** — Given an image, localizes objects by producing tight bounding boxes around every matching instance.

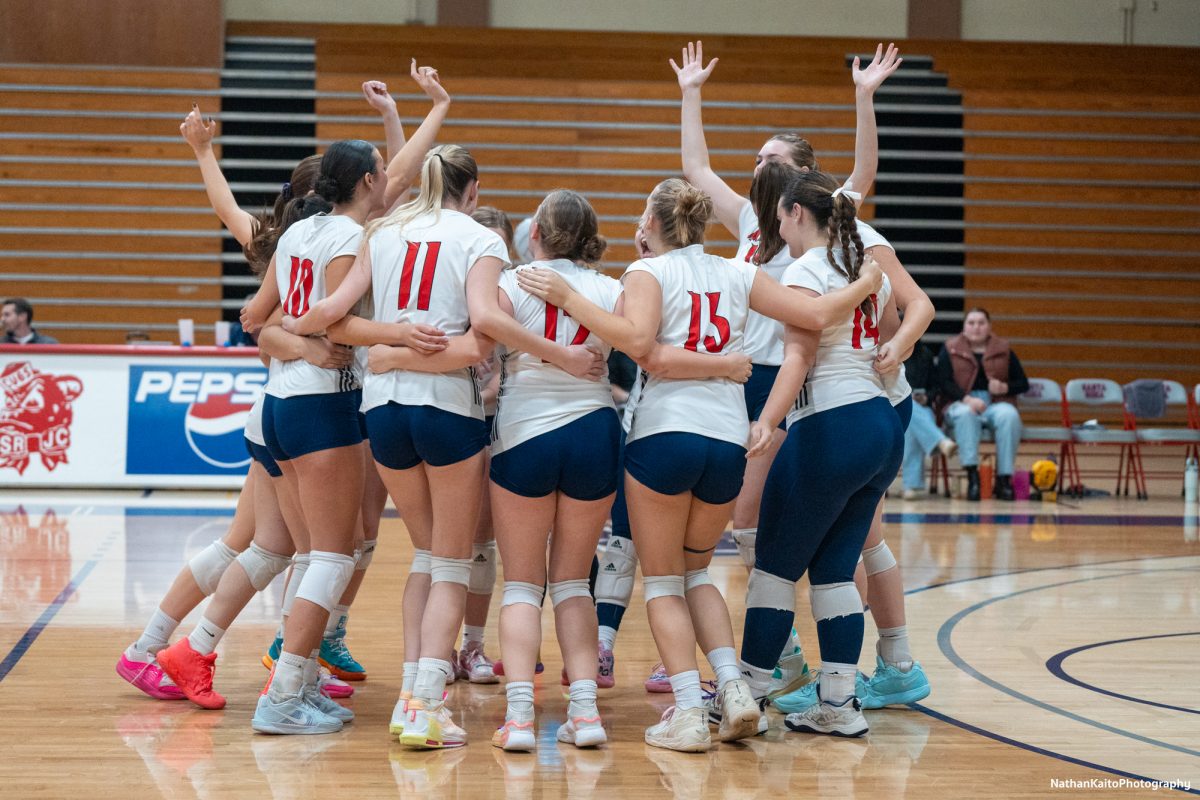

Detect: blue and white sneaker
[303,684,354,722]
[860,656,930,709]
[251,691,344,735]
[784,696,868,738]
[261,634,283,670]
[771,670,869,714]
[319,619,366,681]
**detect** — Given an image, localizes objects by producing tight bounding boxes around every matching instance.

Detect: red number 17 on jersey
[544,303,590,346]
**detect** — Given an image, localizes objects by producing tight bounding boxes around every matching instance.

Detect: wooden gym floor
[0,490,1196,798]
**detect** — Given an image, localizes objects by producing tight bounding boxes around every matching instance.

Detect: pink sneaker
[597,645,615,689]
[319,665,355,699]
[117,651,185,700]
[644,662,671,693]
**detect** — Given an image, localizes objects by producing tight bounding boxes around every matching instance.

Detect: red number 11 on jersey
[398,241,441,311]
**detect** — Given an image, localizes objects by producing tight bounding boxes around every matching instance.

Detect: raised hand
[852,43,902,94]
[410,58,450,105]
[670,40,719,92]
[361,80,398,115]
[515,267,575,308]
[180,104,216,152]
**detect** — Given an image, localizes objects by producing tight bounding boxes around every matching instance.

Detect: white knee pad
[745,568,795,612]
[188,540,238,595]
[642,575,685,603]
[235,542,292,592]
[502,581,545,608]
[281,553,310,617]
[595,536,637,608]
[684,568,713,592]
[430,555,472,587]
[810,581,863,621]
[548,578,591,608]
[731,528,757,569]
[410,549,432,575]
[469,540,497,594]
[357,538,377,571]
[861,541,897,576]
[295,551,356,613]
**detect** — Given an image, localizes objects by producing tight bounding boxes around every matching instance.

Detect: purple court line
[1045,632,1200,715]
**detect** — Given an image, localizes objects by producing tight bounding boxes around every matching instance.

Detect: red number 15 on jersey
[851,294,880,350]
[684,291,730,353]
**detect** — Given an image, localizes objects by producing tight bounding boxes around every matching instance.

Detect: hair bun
[580,233,607,263]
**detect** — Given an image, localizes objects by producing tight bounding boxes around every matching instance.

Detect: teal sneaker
[319,623,367,682]
[771,670,870,714]
[766,652,812,699]
[860,656,930,709]
[261,634,283,671]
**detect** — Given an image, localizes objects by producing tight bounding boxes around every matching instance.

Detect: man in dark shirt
[2,298,58,345]
[936,308,1028,500]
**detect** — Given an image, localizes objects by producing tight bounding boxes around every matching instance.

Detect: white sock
[706,647,741,689]
[302,649,320,689]
[738,660,774,699]
[568,679,598,718]
[669,670,703,711]
[819,661,858,705]
[186,617,226,656]
[878,625,913,670]
[134,608,180,655]
[274,622,284,640]
[322,608,341,638]
[462,625,485,649]
[598,625,617,651]
[414,657,452,703]
[402,661,419,694]
[506,680,535,722]
[332,604,349,634]
[270,652,306,698]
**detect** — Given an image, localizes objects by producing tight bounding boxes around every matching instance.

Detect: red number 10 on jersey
[285,256,315,317]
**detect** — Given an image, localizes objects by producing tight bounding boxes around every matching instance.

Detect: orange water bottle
[979,456,994,500]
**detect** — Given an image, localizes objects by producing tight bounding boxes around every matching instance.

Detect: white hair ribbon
[831,186,862,203]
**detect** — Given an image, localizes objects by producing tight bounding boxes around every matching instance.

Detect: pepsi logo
[185,390,253,469]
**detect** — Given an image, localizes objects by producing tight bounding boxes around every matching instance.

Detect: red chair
[1063,378,1146,500]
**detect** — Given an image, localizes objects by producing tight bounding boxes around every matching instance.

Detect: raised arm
[747,313,820,456]
[181,106,257,245]
[361,80,405,163]
[845,43,902,205]
[671,41,749,235]
[872,245,934,374]
[748,256,884,331]
[382,60,452,209]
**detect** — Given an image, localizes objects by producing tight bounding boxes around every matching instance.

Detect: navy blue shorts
[245,437,283,478]
[491,408,621,501]
[365,402,488,470]
[745,363,786,430]
[262,391,364,462]
[624,432,746,505]
[894,393,913,432]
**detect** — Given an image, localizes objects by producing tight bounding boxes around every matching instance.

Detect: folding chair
[1133,380,1200,481]
[1018,378,1074,493]
[1063,378,1146,499]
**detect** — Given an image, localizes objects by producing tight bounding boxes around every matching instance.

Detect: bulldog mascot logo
[0,362,84,474]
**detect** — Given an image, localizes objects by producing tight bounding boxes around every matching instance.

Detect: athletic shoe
[389,693,412,737]
[303,684,354,723]
[784,697,869,738]
[702,679,763,742]
[771,670,870,714]
[767,652,812,699]
[262,634,283,670]
[644,706,711,752]
[251,691,343,735]
[318,665,354,699]
[399,700,467,750]
[319,625,366,682]
[491,718,536,751]
[860,657,930,709]
[596,645,615,689]
[154,639,226,710]
[456,642,499,684]
[556,713,607,748]
[116,650,184,701]
[644,662,671,693]
[492,659,544,677]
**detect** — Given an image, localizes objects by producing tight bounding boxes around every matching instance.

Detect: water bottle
[1186,456,1199,504]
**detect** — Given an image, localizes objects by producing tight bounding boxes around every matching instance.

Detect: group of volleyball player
[115,40,935,754]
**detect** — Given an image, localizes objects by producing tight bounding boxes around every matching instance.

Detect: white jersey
[781,247,893,426]
[735,199,894,367]
[491,259,622,455]
[244,393,266,446]
[265,214,363,399]
[624,244,756,448]
[360,208,509,419]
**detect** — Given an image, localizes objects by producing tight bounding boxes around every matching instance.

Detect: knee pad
[468,540,497,594]
[595,535,637,608]
[235,542,292,592]
[745,568,795,612]
[684,568,712,592]
[810,581,863,621]
[861,541,897,576]
[502,580,545,608]
[731,528,757,569]
[357,538,377,571]
[642,575,685,603]
[295,551,356,613]
[410,549,432,575]
[281,553,310,617]
[430,555,472,587]
[548,578,592,608]
[188,540,239,596]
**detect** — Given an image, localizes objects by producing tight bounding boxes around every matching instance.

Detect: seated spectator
[2,298,58,344]
[900,343,958,499]
[937,308,1028,501]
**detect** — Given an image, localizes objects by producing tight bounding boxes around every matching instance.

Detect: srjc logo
[0,361,83,474]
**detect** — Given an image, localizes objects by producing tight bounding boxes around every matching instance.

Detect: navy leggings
[741,396,903,670]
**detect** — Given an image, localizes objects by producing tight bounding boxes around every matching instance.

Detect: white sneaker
[767,652,812,699]
[902,488,925,501]
[645,706,712,752]
[557,712,607,748]
[706,680,761,742]
[399,699,467,749]
[784,697,869,738]
[389,694,411,737]
[491,717,536,751]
